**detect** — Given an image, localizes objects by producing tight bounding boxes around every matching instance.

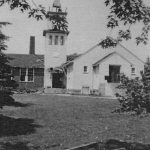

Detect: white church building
[43,0,144,96]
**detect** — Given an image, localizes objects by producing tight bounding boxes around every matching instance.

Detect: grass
[1,94,150,150]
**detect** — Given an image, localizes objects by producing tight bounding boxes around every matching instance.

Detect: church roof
[93,51,133,66]
[69,39,144,64]
[67,53,81,61]
[6,53,80,69]
[6,54,44,68]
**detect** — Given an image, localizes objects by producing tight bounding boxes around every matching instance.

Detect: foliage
[2,0,150,45]
[0,0,44,20]
[0,0,68,32]
[115,69,150,115]
[99,0,150,48]
[98,36,117,48]
[0,22,18,108]
[49,14,68,32]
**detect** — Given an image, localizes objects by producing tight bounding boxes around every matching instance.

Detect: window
[20,68,26,82]
[49,35,53,45]
[83,66,88,74]
[10,68,14,80]
[131,67,135,75]
[20,68,34,82]
[28,68,34,81]
[60,36,64,45]
[55,36,58,45]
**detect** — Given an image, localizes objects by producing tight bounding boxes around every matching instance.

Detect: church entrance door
[109,65,120,83]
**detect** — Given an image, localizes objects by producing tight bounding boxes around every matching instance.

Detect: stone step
[44,88,66,94]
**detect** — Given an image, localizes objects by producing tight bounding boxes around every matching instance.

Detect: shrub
[115,72,150,115]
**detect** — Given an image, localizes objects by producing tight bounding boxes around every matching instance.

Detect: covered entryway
[109,65,120,83]
[52,73,66,88]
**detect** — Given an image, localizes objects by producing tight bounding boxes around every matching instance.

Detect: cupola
[53,0,61,8]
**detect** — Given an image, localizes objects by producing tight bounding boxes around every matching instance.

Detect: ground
[0,94,150,150]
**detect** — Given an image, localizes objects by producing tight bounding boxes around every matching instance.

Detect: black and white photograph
[0,0,150,149]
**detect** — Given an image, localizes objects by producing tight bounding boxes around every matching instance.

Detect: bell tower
[43,0,69,92]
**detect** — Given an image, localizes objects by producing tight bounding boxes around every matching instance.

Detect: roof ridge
[117,42,144,64]
[93,51,133,66]
[106,36,144,64]
[93,51,115,66]
[72,43,100,61]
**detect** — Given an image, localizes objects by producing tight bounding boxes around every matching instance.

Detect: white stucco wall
[67,64,74,89]
[44,32,68,88]
[45,33,68,68]
[93,66,99,89]
[98,54,132,84]
[67,44,112,90]
[115,44,144,77]
[67,44,144,93]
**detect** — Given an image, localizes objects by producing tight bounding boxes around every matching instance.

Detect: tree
[100,0,150,48]
[115,59,150,115]
[1,0,150,47]
[0,22,12,90]
[49,13,68,32]
[0,0,68,32]
[0,22,18,108]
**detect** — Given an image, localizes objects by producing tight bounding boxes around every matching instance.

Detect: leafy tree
[0,0,68,32]
[49,13,68,32]
[115,59,150,115]
[1,0,150,47]
[0,22,18,108]
[100,0,150,48]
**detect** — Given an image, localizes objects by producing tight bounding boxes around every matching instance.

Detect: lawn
[0,94,150,150]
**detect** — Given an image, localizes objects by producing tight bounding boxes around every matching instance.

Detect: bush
[115,73,150,115]
[0,90,14,108]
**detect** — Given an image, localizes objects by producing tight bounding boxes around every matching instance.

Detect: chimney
[29,36,35,55]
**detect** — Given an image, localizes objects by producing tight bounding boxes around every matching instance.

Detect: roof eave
[43,30,69,36]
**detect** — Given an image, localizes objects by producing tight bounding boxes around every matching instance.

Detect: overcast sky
[0,0,150,61]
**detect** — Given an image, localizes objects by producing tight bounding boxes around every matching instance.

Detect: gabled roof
[71,44,99,61]
[6,54,44,68]
[117,42,144,64]
[67,53,81,61]
[93,51,133,66]
[102,36,144,64]
[6,53,79,69]
[70,38,144,64]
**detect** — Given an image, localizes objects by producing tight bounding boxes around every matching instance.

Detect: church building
[43,0,144,96]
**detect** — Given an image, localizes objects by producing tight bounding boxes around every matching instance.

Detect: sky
[0,0,150,61]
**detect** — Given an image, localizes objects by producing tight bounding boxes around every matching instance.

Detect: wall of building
[13,68,44,90]
[116,44,144,75]
[97,53,144,96]
[95,54,131,96]
[67,64,74,89]
[66,44,144,95]
[44,32,68,89]
[66,44,113,92]
[93,65,100,89]
[98,54,131,84]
